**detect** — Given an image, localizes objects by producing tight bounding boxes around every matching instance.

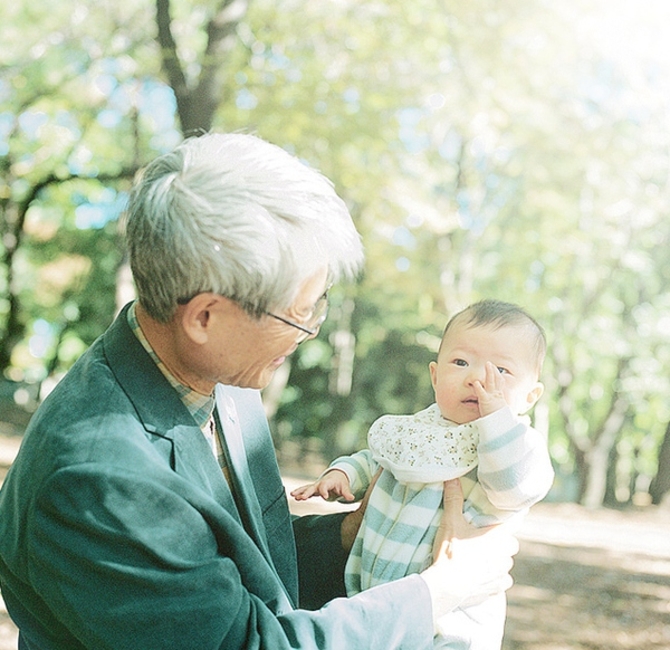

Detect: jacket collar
[102,303,197,437]
[101,304,294,610]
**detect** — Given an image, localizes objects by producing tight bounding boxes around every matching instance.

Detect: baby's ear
[524,382,544,411]
[429,361,439,391]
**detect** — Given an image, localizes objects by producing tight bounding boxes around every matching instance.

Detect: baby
[292,299,554,649]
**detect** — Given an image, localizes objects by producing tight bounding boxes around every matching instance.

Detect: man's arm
[31,462,432,650]
[292,513,349,610]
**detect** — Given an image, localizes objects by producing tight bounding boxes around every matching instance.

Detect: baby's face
[430,320,543,424]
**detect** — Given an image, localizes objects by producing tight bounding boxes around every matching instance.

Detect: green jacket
[0,305,432,649]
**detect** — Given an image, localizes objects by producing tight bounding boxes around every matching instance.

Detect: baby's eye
[497,366,509,375]
[454,359,468,367]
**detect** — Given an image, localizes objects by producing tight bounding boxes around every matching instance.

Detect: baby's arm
[474,408,553,512]
[291,469,355,502]
[291,449,378,504]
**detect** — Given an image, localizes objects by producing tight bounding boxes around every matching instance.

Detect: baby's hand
[473,362,509,417]
[290,469,355,502]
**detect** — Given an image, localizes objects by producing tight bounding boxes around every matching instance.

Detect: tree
[0,0,253,376]
[0,0,158,376]
[156,0,251,135]
[3,0,670,508]
[649,422,670,505]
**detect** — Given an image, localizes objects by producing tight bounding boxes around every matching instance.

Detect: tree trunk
[1,169,139,374]
[0,185,30,371]
[328,298,356,397]
[580,394,629,509]
[572,444,589,504]
[0,292,22,373]
[603,443,620,507]
[156,0,251,136]
[649,420,670,505]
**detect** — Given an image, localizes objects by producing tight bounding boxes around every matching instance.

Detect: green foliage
[2,0,670,505]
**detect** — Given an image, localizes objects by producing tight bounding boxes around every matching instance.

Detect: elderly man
[0,133,517,649]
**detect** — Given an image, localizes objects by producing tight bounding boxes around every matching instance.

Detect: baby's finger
[483,362,498,390]
[489,362,508,394]
[291,485,315,500]
[318,484,334,500]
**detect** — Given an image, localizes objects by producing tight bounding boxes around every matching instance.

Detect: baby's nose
[466,365,486,385]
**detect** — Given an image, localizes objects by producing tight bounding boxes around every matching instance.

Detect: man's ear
[178,293,232,345]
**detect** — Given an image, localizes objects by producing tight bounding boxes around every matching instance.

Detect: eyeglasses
[265,289,330,344]
[176,286,331,343]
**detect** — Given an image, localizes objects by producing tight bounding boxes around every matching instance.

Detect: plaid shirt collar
[127,301,214,430]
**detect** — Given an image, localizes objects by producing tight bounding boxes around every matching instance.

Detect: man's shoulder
[21,313,149,463]
[35,335,120,420]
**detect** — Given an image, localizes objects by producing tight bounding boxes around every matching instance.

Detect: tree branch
[155,0,251,136]
[0,167,139,370]
[155,0,190,130]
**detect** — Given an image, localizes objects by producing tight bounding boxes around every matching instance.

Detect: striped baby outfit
[327,403,553,649]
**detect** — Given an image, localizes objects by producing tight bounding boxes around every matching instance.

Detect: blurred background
[1,1,670,647]
[3,0,670,509]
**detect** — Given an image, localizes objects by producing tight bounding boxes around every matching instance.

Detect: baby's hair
[440,299,547,374]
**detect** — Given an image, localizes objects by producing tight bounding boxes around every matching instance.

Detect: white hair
[125,133,364,322]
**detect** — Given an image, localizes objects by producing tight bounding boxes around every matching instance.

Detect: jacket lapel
[171,421,243,526]
[215,386,278,571]
[103,304,242,523]
[216,384,299,608]
[103,305,294,612]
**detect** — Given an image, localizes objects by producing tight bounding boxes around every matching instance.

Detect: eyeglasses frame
[176,284,332,343]
[265,288,330,342]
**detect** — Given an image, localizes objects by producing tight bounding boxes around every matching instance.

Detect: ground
[1,436,669,649]
[501,503,670,649]
[287,478,670,650]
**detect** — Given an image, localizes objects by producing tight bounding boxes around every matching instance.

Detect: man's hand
[339,468,382,551]
[421,479,518,622]
[473,361,509,417]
